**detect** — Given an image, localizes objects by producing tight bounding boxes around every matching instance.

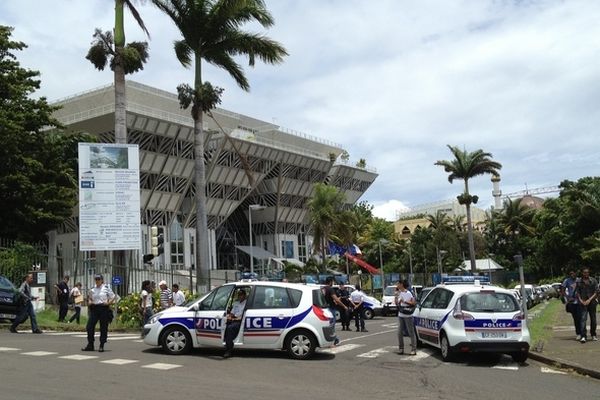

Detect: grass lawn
[527,298,562,345]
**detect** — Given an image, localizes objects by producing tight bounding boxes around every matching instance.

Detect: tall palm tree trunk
[194,56,210,291]
[114,0,127,144]
[464,179,476,273]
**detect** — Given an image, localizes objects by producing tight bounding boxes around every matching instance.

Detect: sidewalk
[528,301,600,379]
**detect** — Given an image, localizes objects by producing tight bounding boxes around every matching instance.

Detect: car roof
[431,283,513,295]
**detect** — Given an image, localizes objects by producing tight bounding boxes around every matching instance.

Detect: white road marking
[357,347,391,358]
[141,363,182,370]
[72,333,140,338]
[101,358,139,365]
[492,361,519,371]
[381,323,399,328]
[339,328,398,343]
[541,367,567,374]
[21,351,58,356]
[0,347,20,351]
[102,336,141,341]
[132,339,144,343]
[397,349,433,361]
[59,354,99,361]
[318,343,365,354]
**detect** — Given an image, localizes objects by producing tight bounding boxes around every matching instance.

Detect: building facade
[47,81,377,292]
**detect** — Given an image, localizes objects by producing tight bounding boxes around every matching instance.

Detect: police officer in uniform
[337,283,352,331]
[223,290,247,358]
[82,274,116,352]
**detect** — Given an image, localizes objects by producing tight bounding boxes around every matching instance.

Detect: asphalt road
[1,317,599,400]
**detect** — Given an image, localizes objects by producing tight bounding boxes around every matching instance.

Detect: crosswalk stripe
[141,363,182,370]
[59,354,99,361]
[492,362,519,371]
[357,347,391,358]
[101,358,139,365]
[0,347,20,351]
[21,351,58,356]
[318,343,364,354]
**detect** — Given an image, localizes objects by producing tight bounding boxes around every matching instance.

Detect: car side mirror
[192,304,200,312]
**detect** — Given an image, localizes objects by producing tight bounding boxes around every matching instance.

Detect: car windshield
[384,287,396,296]
[460,292,520,313]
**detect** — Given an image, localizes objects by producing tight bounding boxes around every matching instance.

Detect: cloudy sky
[2,0,599,220]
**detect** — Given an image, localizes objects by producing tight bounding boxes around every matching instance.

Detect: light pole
[436,248,447,276]
[378,239,389,292]
[514,253,528,320]
[248,204,266,275]
[487,253,495,283]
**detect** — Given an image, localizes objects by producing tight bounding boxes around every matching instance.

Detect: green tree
[86,0,150,144]
[308,183,345,270]
[0,26,91,242]
[435,146,502,273]
[152,0,288,288]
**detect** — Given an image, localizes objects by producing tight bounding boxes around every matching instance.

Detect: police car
[332,284,382,319]
[142,281,336,359]
[413,277,530,363]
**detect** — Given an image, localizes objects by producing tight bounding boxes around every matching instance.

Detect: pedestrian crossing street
[1,331,567,375]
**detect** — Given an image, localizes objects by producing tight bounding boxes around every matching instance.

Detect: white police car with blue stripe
[143,281,336,359]
[413,277,530,362]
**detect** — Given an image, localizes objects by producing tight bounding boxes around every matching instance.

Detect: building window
[170,219,184,267]
[298,234,307,262]
[281,240,294,259]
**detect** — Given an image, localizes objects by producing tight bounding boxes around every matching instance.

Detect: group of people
[332,281,369,333]
[561,267,598,343]
[139,280,186,325]
[54,275,85,324]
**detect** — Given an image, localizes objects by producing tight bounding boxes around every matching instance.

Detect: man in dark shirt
[336,284,352,331]
[575,268,598,343]
[55,275,70,322]
[323,277,347,345]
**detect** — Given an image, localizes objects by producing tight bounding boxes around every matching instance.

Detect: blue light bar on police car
[442,275,490,284]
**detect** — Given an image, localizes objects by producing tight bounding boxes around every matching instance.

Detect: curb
[529,351,600,380]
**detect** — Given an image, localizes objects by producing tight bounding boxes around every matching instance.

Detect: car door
[414,288,454,346]
[194,285,235,347]
[242,285,297,348]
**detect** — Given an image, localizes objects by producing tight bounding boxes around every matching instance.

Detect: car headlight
[149,312,163,325]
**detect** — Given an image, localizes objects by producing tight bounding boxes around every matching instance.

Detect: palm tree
[308,183,345,271]
[497,198,536,236]
[435,145,502,273]
[153,0,288,289]
[86,0,150,144]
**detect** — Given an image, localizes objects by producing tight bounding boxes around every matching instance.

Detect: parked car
[413,282,530,363]
[143,281,336,359]
[332,284,382,319]
[0,275,19,321]
[514,285,536,309]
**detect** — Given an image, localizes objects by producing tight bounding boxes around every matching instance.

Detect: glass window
[200,285,234,311]
[312,288,328,308]
[420,288,440,309]
[281,240,294,258]
[460,292,519,312]
[170,219,184,267]
[250,286,295,309]
[0,276,16,290]
[432,289,454,309]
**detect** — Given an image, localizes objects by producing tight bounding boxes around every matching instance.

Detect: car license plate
[0,313,16,319]
[481,331,507,339]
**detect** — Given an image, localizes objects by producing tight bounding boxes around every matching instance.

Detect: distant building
[393,199,487,238]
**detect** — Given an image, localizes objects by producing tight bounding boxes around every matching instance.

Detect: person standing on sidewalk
[55,275,70,322]
[322,276,347,345]
[67,282,84,324]
[575,268,598,343]
[561,270,582,340]
[158,280,173,310]
[10,273,42,334]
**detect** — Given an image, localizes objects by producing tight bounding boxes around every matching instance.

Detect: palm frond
[124,0,151,37]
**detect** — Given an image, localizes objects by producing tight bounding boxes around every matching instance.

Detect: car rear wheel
[511,351,528,363]
[334,309,341,321]
[285,329,317,360]
[439,332,454,362]
[362,308,374,320]
[161,325,192,355]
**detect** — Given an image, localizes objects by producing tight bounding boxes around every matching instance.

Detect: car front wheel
[285,329,317,360]
[362,308,374,320]
[161,325,192,355]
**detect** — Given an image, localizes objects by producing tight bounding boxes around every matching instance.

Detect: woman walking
[68,282,84,324]
[82,274,116,352]
[395,280,417,355]
[140,280,154,326]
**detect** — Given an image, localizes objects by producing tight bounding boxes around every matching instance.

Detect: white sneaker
[580,337,587,343]
[576,335,581,341]
[592,336,598,341]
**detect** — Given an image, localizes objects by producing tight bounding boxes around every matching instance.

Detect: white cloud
[2,0,599,215]
[372,200,409,222]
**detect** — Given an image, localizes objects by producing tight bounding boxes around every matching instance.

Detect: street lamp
[436,247,447,276]
[487,253,495,283]
[514,253,528,320]
[378,239,389,292]
[248,204,266,275]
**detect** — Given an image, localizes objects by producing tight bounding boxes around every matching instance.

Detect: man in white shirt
[350,286,368,332]
[172,284,186,306]
[223,290,247,358]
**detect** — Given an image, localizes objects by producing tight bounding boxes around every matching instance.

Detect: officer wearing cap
[82,274,116,352]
